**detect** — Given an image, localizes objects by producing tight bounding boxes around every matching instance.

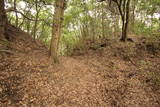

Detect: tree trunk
[120,0,130,42]
[121,20,126,41]
[33,13,39,39]
[14,0,18,27]
[131,1,135,32]
[49,0,66,63]
[0,0,7,40]
[101,2,105,38]
[129,0,137,33]
[27,19,31,33]
[32,0,40,40]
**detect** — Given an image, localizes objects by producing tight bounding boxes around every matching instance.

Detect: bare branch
[6,8,44,21]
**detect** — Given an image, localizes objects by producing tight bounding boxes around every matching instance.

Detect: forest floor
[0,25,160,107]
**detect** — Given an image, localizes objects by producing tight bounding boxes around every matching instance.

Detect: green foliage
[5,0,160,55]
[60,32,78,55]
[133,20,160,40]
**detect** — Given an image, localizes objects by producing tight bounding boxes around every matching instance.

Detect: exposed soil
[0,25,160,107]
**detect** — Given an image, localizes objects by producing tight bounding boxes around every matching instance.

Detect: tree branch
[6,8,44,21]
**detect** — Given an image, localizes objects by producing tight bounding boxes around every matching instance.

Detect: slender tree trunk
[18,16,25,28]
[32,0,40,40]
[33,13,38,39]
[101,2,105,38]
[121,20,125,40]
[114,15,119,34]
[40,22,45,39]
[129,0,137,33]
[0,0,7,40]
[91,0,96,41]
[14,0,18,27]
[131,1,135,32]
[49,0,66,63]
[26,17,31,33]
[83,1,89,39]
[120,0,130,41]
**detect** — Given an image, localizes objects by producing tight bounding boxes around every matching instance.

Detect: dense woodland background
[1,0,160,59]
[0,0,160,106]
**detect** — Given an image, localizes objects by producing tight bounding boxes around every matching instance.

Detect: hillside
[0,25,160,106]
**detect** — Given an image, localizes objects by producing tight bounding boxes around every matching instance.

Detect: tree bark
[98,0,131,41]
[49,0,66,63]
[120,0,130,41]
[14,0,18,27]
[0,0,7,40]
[130,0,137,32]
[101,2,105,38]
[32,0,41,40]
